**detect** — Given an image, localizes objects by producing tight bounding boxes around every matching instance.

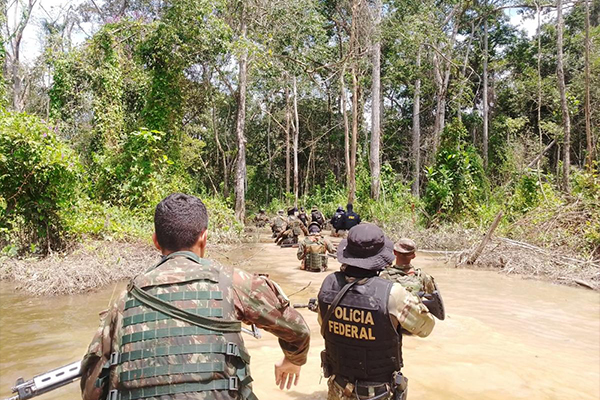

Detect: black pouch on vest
[321,350,332,378]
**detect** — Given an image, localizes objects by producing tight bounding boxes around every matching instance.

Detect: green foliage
[0,110,81,252]
[424,120,489,222]
[95,128,189,209]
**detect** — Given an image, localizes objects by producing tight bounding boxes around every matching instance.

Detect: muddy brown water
[1,232,599,400]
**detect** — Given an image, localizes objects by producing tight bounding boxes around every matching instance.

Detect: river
[1,233,599,400]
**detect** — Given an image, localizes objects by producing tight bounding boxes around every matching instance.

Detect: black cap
[336,223,394,270]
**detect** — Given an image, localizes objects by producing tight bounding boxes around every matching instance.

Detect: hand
[274,357,301,390]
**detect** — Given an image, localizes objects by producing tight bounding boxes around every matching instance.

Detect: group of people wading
[78,194,443,400]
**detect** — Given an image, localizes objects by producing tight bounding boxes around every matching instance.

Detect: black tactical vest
[318,272,402,383]
[109,252,255,400]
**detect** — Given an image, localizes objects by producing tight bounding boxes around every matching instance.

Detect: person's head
[393,238,417,267]
[287,206,296,216]
[336,223,394,274]
[336,206,344,212]
[308,222,321,235]
[259,208,265,213]
[153,193,208,257]
[311,205,318,211]
[300,206,305,212]
[346,203,353,212]
[277,209,284,215]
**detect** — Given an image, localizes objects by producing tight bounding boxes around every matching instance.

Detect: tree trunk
[348,65,359,204]
[483,15,489,169]
[584,0,594,169]
[556,0,571,191]
[369,0,382,200]
[341,65,351,189]
[457,20,475,124]
[293,75,300,206]
[285,85,291,193]
[212,104,229,198]
[412,46,422,197]
[234,12,248,222]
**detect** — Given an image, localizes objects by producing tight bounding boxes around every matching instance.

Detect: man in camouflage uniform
[309,206,325,228]
[380,238,436,295]
[270,210,286,238]
[297,207,309,227]
[275,207,308,247]
[297,222,335,272]
[80,194,310,400]
[254,209,269,228]
[316,224,434,400]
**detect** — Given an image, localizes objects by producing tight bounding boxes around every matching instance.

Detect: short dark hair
[154,193,208,251]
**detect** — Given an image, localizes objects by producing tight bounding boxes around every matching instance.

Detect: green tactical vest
[380,266,430,294]
[304,237,327,271]
[107,252,256,400]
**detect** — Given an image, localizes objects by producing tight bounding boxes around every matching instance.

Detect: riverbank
[0,227,597,295]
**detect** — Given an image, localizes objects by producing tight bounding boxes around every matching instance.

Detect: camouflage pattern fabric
[286,215,308,237]
[297,235,335,271]
[254,213,269,227]
[81,255,310,400]
[326,377,393,400]
[271,215,286,233]
[379,264,436,294]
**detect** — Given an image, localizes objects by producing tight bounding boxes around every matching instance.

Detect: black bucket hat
[336,223,395,270]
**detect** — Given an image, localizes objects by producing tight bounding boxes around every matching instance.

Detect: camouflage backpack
[304,237,327,271]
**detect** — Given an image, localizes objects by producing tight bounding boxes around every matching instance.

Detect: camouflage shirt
[379,264,436,294]
[80,254,310,400]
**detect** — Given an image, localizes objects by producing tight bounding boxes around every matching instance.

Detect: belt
[334,376,390,398]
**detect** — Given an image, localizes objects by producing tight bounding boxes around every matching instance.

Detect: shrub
[0,109,81,252]
[424,120,489,222]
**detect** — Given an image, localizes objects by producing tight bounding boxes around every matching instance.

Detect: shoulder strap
[128,283,242,332]
[320,279,360,337]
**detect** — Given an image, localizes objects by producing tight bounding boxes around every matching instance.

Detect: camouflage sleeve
[388,283,435,338]
[80,293,124,400]
[297,241,305,260]
[231,268,310,366]
[324,238,335,253]
[423,273,437,294]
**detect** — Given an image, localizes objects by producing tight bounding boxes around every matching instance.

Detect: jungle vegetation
[0,0,598,262]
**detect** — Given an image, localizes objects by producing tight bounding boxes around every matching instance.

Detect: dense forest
[0,0,598,265]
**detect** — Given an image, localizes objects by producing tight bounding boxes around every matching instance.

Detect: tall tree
[3,0,38,111]
[411,45,422,197]
[584,0,594,169]
[234,3,248,221]
[556,0,571,191]
[369,0,382,200]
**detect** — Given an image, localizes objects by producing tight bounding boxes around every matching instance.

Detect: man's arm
[232,269,310,363]
[297,241,305,260]
[80,295,123,400]
[388,283,435,337]
[232,268,310,391]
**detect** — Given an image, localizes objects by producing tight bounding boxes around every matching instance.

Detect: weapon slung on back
[4,361,82,400]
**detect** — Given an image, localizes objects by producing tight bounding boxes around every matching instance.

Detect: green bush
[424,120,489,222]
[0,109,81,252]
[94,128,191,209]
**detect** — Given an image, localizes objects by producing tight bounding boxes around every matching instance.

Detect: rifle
[3,360,81,400]
[2,325,261,400]
[293,298,318,312]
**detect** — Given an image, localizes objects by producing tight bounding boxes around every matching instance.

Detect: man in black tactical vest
[317,224,435,400]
